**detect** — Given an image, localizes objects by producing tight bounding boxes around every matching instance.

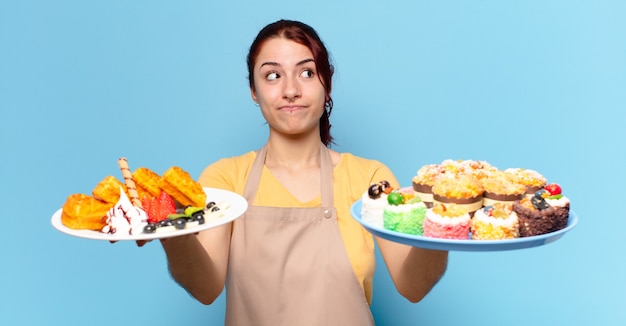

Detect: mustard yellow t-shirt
[198,151,399,305]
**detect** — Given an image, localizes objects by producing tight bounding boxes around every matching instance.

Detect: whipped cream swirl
[102,187,148,235]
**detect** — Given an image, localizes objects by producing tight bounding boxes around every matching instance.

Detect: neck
[265,136,323,168]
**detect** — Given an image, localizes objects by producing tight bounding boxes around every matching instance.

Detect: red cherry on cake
[544,183,562,196]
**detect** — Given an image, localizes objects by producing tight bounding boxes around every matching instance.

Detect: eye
[300,69,314,78]
[266,72,280,81]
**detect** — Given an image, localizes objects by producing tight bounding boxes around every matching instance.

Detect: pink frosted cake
[423,203,471,240]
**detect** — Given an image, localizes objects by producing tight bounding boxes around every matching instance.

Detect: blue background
[2,1,625,325]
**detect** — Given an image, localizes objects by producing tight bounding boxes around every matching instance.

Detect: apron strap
[242,146,266,203]
[243,144,334,208]
[319,144,334,208]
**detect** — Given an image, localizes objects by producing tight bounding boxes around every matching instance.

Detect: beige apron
[225,145,374,326]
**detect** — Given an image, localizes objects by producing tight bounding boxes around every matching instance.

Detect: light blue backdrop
[2,1,624,325]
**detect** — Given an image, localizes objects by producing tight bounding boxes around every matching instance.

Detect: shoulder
[335,151,391,172]
[197,151,256,192]
[333,151,400,189]
[205,151,256,170]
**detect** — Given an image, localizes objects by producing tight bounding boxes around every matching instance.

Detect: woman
[160,19,448,325]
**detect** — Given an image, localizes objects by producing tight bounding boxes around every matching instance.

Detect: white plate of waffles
[51,188,248,241]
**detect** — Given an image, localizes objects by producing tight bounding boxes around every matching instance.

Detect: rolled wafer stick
[117,157,143,208]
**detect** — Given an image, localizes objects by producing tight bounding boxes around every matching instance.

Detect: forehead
[255,37,314,68]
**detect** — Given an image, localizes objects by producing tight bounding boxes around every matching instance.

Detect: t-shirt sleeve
[197,152,254,195]
[369,161,400,190]
[337,154,401,206]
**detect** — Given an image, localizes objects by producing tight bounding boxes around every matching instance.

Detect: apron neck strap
[243,144,334,208]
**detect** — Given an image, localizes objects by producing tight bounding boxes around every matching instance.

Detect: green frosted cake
[383,190,427,235]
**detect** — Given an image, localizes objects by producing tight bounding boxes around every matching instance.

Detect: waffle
[158,166,206,207]
[61,194,113,230]
[92,175,127,204]
[132,167,162,200]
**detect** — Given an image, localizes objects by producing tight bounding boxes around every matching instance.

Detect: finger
[136,239,151,247]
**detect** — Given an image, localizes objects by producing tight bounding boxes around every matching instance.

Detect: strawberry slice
[142,196,160,223]
[141,195,150,211]
[157,191,177,221]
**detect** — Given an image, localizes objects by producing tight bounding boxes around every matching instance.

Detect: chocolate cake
[513,199,570,237]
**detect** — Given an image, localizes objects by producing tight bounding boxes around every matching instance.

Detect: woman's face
[251,37,326,139]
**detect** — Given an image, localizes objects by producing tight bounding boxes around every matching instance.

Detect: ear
[250,87,258,104]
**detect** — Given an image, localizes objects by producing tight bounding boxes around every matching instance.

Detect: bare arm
[157,154,245,304]
[160,222,232,305]
[377,237,448,303]
[363,163,448,302]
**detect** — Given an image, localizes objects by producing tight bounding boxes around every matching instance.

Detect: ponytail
[320,98,334,146]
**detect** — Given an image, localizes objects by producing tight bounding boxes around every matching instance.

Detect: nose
[283,75,301,101]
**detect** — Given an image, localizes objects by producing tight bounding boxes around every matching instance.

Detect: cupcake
[466,161,498,183]
[504,168,547,198]
[471,203,519,240]
[432,173,484,215]
[481,170,526,207]
[439,159,464,174]
[440,159,496,176]
[423,203,471,240]
[513,183,570,237]
[411,164,442,208]
[383,188,427,235]
[459,159,496,173]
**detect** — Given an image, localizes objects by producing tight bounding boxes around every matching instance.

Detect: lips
[279,105,305,113]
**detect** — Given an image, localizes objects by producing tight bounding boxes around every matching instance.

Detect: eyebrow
[259,58,315,69]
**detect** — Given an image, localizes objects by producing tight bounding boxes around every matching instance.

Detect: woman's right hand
[136,240,151,247]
